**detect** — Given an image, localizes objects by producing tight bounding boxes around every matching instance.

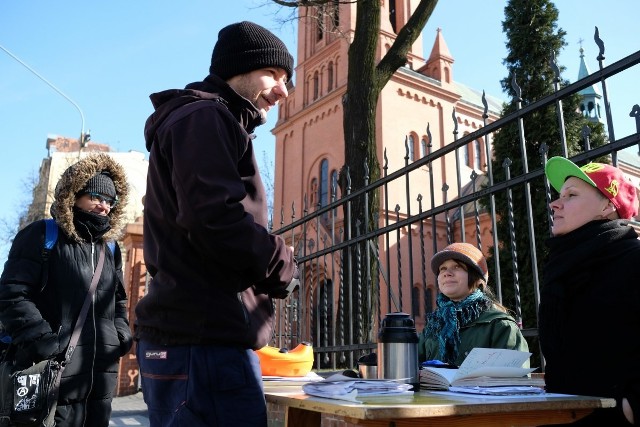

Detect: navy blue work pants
[137,340,267,427]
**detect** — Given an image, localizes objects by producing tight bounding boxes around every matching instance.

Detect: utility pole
[0,43,88,156]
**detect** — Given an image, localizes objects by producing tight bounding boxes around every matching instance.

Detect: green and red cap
[545,156,638,219]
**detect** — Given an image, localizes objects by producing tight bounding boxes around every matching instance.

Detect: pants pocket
[136,341,189,414]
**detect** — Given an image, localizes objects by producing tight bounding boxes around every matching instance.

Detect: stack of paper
[448,385,545,396]
[302,373,414,403]
[262,371,324,385]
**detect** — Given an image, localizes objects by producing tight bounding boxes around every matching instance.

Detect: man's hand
[622,398,634,424]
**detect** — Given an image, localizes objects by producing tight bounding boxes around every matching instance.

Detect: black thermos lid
[378,312,419,343]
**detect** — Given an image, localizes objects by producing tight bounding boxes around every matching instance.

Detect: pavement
[110,392,149,426]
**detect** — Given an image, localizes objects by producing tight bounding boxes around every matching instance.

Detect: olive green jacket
[418,305,529,367]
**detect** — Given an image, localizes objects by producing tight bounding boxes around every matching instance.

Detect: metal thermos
[377,312,419,390]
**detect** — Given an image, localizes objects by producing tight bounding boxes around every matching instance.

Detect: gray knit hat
[209,21,293,81]
[79,171,117,199]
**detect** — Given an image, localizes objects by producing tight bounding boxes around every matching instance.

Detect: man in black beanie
[136,21,299,427]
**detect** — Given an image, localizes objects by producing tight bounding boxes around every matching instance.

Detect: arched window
[462,144,470,167]
[327,62,334,92]
[330,170,338,196]
[310,178,318,207]
[412,286,421,318]
[313,71,319,101]
[420,138,428,158]
[407,135,415,162]
[316,6,324,41]
[331,170,338,216]
[425,285,435,315]
[474,140,482,170]
[388,0,397,33]
[319,159,329,210]
[304,75,311,106]
[332,0,340,28]
[312,279,334,368]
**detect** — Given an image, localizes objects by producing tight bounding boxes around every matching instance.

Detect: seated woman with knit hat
[418,242,528,367]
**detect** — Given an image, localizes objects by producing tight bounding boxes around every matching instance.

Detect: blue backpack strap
[44,218,58,252]
[41,219,58,291]
[45,218,116,253]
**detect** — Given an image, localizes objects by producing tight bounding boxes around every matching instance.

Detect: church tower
[576,47,604,124]
[272,1,431,220]
[420,27,454,87]
[271,2,502,328]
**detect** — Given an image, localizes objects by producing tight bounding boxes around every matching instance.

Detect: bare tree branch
[377,0,439,85]
[271,0,356,6]
[260,151,275,221]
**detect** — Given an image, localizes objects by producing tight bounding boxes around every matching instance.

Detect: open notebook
[419,348,544,391]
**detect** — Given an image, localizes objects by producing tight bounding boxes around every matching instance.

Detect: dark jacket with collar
[136,74,297,349]
[0,153,132,416]
[539,219,640,425]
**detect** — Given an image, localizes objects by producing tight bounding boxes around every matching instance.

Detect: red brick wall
[266,402,364,427]
[116,221,146,396]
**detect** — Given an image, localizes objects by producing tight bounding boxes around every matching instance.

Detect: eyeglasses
[87,192,118,208]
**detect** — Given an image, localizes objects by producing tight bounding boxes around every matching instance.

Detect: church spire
[420,28,454,85]
[577,45,603,124]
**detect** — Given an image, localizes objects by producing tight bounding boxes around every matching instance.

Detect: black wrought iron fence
[270,39,640,372]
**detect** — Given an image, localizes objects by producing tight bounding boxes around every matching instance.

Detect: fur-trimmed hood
[50,154,129,243]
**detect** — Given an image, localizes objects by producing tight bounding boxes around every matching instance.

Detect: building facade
[272,2,503,334]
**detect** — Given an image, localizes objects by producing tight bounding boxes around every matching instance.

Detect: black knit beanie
[79,171,117,199]
[209,21,293,81]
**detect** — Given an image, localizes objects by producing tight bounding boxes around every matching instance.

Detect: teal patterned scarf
[424,290,492,364]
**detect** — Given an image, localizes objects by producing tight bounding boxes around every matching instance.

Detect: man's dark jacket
[136,74,297,349]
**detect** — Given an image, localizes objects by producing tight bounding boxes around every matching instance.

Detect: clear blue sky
[1,0,638,268]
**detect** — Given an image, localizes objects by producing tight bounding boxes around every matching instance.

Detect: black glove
[114,316,133,356]
[269,265,300,300]
[15,333,59,368]
[117,327,133,356]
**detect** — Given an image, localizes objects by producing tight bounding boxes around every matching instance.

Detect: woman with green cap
[540,156,640,425]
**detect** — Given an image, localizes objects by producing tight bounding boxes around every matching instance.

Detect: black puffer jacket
[539,220,640,425]
[0,154,132,423]
[136,74,298,349]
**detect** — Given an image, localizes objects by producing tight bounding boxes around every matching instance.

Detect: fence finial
[594,26,605,61]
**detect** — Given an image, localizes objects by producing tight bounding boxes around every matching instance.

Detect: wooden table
[264,384,616,427]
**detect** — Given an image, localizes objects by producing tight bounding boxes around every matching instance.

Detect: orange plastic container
[255,342,314,377]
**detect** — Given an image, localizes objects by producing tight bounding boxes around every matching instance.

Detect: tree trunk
[340,0,382,345]
[270,0,440,349]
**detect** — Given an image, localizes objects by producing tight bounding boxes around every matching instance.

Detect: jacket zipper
[81,241,98,426]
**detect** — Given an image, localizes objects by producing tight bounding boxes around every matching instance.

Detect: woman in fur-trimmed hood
[50,153,129,242]
[0,154,133,427]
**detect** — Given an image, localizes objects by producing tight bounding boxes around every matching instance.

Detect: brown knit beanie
[430,242,489,283]
[209,21,293,81]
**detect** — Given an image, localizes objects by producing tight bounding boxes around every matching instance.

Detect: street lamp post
[0,43,88,154]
